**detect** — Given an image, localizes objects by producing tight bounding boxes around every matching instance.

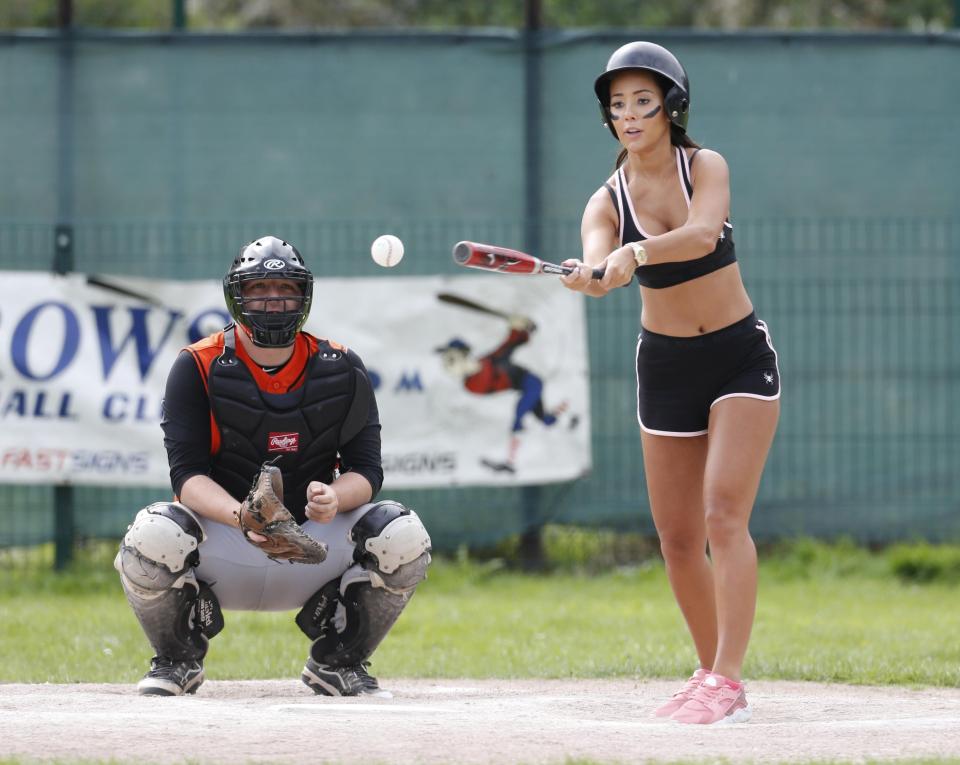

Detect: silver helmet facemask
[223,236,314,348]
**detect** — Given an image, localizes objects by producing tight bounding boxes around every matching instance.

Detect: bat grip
[564,265,605,280]
[560,265,606,279]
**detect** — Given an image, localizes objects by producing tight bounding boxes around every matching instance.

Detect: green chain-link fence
[1,29,958,568]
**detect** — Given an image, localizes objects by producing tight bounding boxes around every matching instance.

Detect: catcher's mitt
[236,462,328,564]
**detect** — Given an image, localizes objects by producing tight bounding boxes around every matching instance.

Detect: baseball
[371,234,405,268]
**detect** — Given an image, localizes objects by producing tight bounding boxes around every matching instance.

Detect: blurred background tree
[0,0,953,30]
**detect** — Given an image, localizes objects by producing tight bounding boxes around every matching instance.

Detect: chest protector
[207,327,371,523]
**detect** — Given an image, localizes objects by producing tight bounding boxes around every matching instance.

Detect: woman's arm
[561,186,620,297]
[634,149,730,265]
[564,150,732,291]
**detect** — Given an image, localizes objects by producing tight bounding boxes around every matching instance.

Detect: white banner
[0,271,591,489]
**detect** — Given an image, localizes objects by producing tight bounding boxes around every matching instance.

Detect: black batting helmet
[594,41,690,139]
[223,236,314,348]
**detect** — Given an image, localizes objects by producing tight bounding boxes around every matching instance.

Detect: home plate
[270,703,451,714]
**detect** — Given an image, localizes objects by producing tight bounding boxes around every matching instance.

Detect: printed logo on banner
[0,272,591,488]
[268,432,299,453]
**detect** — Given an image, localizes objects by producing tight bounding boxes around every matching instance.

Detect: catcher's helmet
[594,41,690,139]
[223,236,314,348]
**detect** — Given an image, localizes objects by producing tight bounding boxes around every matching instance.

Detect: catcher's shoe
[137,656,204,696]
[301,658,390,698]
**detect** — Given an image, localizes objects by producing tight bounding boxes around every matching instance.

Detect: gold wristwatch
[627,241,648,266]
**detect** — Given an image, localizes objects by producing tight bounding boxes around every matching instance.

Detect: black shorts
[635,312,780,436]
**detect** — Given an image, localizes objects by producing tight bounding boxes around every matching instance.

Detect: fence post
[54,486,75,571]
[54,0,76,571]
[172,0,187,30]
[519,0,545,570]
[53,228,75,572]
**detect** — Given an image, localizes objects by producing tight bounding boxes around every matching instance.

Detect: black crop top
[604,146,737,289]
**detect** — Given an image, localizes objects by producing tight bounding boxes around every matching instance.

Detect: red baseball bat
[452,241,605,279]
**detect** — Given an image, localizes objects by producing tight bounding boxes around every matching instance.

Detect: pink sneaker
[652,667,710,718]
[670,672,751,725]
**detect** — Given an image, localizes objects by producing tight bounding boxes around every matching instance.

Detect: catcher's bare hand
[305,481,338,523]
[235,462,328,564]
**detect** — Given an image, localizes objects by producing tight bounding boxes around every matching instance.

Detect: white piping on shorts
[635,333,708,437]
[636,320,781,435]
[710,391,780,408]
[639,420,709,437]
[709,319,782,409]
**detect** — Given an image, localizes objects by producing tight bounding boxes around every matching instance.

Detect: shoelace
[344,662,379,692]
[148,656,197,676]
[149,656,174,671]
[685,681,728,711]
[671,672,705,699]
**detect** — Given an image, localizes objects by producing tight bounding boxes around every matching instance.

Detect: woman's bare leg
[642,431,716,669]
[702,397,779,680]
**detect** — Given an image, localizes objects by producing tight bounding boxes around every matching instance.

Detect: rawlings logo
[197,599,214,628]
[268,432,299,453]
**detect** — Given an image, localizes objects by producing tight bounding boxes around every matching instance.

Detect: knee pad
[350,500,432,593]
[297,563,423,667]
[295,502,431,667]
[115,502,222,661]
[115,502,205,596]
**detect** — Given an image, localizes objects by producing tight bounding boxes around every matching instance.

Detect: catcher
[114,235,431,697]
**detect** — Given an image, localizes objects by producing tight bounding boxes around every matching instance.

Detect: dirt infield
[2,678,959,764]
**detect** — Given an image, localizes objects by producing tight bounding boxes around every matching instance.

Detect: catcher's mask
[593,41,690,139]
[223,236,314,348]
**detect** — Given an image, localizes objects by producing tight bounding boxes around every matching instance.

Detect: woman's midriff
[638,263,754,336]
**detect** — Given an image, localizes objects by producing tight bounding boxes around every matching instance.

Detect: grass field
[1,538,958,687]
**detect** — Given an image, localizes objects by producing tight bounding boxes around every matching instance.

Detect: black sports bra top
[604,146,736,289]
